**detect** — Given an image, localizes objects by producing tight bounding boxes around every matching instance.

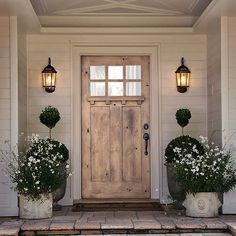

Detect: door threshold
[72,198,162,212]
[74,198,159,204]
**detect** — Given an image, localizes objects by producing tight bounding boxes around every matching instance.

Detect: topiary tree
[175,108,191,135]
[165,135,204,163]
[39,106,61,138]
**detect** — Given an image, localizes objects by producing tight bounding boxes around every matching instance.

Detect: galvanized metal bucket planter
[183,192,222,217]
[19,193,52,219]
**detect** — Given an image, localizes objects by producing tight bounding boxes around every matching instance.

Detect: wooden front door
[81,56,150,199]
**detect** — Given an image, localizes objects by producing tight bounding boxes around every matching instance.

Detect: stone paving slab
[132,220,162,229]
[174,218,206,229]
[1,220,23,227]
[0,225,20,236]
[21,220,52,231]
[75,220,101,230]
[49,220,75,230]
[157,217,176,229]
[52,215,80,221]
[202,218,227,229]
[87,216,106,223]
[226,222,236,236]
[101,219,134,229]
[1,210,236,236]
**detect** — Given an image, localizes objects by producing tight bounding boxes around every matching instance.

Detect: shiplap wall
[18,22,27,148]
[0,17,18,216]
[207,18,222,146]
[223,17,236,213]
[27,34,207,203]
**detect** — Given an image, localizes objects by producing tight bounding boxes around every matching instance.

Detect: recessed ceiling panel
[30,0,212,27]
[30,0,212,16]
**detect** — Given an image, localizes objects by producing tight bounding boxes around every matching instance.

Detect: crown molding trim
[41,27,194,34]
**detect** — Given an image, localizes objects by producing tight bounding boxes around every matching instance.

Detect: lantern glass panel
[43,72,56,87]
[176,72,190,87]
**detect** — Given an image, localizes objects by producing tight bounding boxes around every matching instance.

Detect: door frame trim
[72,45,161,200]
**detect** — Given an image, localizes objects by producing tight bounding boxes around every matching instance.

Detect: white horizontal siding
[27,34,207,204]
[0,16,18,216]
[206,17,222,147]
[223,17,236,214]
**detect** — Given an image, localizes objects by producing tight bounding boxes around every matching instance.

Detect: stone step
[0,215,231,236]
[73,199,162,212]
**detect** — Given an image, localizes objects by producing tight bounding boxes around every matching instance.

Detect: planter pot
[53,175,66,211]
[183,192,222,217]
[19,193,52,219]
[165,163,185,206]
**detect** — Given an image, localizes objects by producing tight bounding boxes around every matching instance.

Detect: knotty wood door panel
[82,56,150,199]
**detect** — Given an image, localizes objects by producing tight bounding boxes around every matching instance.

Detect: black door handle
[143,133,150,155]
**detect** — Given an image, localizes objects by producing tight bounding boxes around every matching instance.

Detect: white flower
[66,164,70,169]
[35,180,40,185]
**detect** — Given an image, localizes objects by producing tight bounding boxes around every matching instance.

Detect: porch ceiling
[30,0,212,27]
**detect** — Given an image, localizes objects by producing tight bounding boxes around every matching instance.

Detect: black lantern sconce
[42,57,57,93]
[175,57,191,93]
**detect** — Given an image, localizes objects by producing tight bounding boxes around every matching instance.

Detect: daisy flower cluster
[6,134,71,200]
[174,136,236,194]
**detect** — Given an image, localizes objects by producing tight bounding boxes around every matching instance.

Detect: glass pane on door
[108,82,123,96]
[90,66,105,80]
[108,66,123,80]
[126,82,141,96]
[126,65,141,80]
[90,82,105,96]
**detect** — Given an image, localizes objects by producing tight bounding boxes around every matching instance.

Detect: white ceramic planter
[19,193,52,219]
[183,192,221,217]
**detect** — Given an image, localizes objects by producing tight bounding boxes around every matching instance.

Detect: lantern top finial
[42,57,57,74]
[175,57,191,74]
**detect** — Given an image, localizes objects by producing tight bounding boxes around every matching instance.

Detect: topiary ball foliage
[39,106,61,129]
[176,108,191,128]
[165,135,204,163]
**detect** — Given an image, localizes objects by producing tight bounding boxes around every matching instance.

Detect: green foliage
[176,108,191,128]
[175,137,236,194]
[165,135,204,163]
[5,134,71,200]
[39,106,61,129]
[49,140,69,162]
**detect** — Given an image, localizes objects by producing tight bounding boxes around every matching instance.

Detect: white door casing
[71,45,161,201]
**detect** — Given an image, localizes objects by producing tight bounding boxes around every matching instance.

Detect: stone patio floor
[1,207,236,235]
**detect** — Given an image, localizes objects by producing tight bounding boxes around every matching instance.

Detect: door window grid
[89,65,141,97]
